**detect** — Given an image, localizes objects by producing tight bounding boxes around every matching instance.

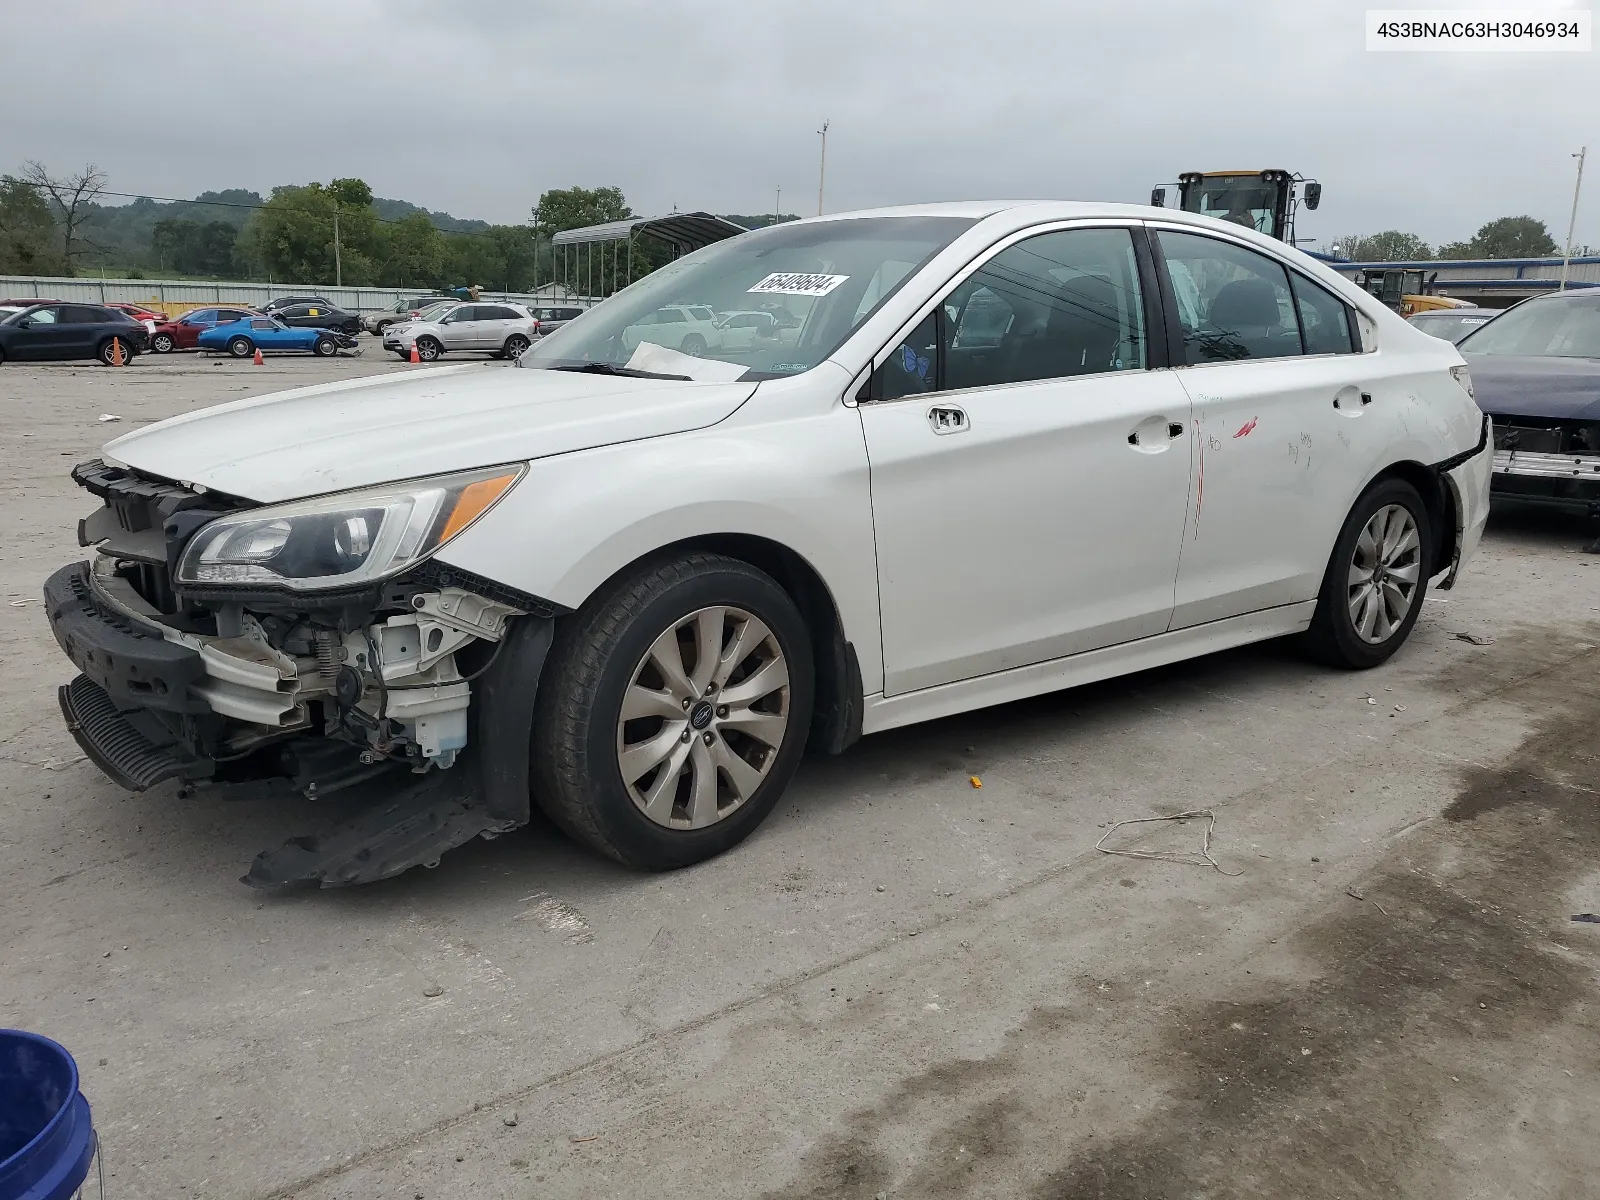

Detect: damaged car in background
[45,201,1491,890]
[1456,288,1600,548]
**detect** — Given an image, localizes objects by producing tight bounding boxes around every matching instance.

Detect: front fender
[435,391,884,694]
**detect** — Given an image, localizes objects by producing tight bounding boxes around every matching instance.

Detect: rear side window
[1291,274,1356,355]
[61,305,109,324]
[1156,230,1303,363]
[689,306,715,322]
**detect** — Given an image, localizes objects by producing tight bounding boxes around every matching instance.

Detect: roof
[550,212,749,251]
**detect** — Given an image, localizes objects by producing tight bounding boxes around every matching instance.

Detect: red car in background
[148,305,260,352]
[108,302,170,325]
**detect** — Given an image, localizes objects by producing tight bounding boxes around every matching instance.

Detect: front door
[440,305,483,350]
[859,225,1194,696]
[14,306,73,360]
[1152,228,1377,628]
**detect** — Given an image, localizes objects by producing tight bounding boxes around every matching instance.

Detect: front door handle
[927,404,969,435]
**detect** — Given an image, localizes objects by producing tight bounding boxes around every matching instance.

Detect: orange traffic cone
[252,347,263,366]
[408,342,420,365]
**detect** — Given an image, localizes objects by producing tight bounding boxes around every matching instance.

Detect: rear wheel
[313,335,337,357]
[97,337,133,366]
[1303,477,1431,669]
[415,336,442,362]
[532,553,814,869]
[503,334,530,360]
[228,336,253,358]
[681,334,706,357]
[151,332,175,353]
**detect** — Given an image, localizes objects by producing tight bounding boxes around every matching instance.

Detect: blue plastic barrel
[0,1031,95,1200]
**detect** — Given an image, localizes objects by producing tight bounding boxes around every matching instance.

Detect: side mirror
[1303,182,1322,210]
[1150,188,1166,208]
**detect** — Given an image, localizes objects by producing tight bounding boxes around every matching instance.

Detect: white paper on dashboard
[625,341,748,382]
[747,272,850,297]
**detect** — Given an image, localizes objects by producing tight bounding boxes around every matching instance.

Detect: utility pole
[774,185,781,226]
[1560,146,1586,292]
[333,208,342,287]
[817,120,830,216]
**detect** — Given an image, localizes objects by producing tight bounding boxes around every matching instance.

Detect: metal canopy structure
[548,212,748,301]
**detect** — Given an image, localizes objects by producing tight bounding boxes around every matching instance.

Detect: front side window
[25,307,58,325]
[1157,230,1302,364]
[522,214,976,380]
[250,319,275,330]
[185,309,217,325]
[871,226,1148,401]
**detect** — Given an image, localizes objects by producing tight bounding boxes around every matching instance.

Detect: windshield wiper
[546,362,692,381]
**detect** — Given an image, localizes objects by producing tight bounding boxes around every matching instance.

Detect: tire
[503,334,530,360]
[415,336,442,362]
[680,334,706,357]
[1303,477,1432,669]
[151,332,175,353]
[228,336,254,359]
[97,337,133,366]
[0,344,7,366]
[532,553,815,870]
[313,335,337,357]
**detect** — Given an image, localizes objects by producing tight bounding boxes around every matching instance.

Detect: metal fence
[0,275,596,314]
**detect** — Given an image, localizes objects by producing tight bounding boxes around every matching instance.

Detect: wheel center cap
[690,701,715,731]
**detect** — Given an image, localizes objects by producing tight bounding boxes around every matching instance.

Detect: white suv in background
[620,303,722,356]
[382,301,538,361]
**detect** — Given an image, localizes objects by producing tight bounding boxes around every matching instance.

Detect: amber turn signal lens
[438,473,519,544]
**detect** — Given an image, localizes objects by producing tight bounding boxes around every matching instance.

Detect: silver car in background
[363,295,458,335]
[382,302,539,361]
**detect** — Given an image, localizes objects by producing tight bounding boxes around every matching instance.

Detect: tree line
[0,164,800,293]
[1327,215,1592,263]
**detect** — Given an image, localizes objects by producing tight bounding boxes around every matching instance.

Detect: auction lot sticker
[748,273,850,297]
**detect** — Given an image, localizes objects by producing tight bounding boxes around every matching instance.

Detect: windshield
[1182,176,1279,236]
[1410,311,1493,343]
[0,306,23,322]
[520,215,977,380]
[1459,295,1600,358]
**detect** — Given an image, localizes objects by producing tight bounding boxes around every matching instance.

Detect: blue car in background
[196,316,359,358]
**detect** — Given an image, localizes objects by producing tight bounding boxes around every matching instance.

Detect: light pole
[774,185,781,226]
[817,120,830,216]
[332,207,342,287]
[1560,146,1587,292]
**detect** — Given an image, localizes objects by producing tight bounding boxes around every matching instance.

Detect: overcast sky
[2,0,1594,250]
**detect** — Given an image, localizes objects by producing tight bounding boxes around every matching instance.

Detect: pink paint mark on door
[1233,417,1258,439]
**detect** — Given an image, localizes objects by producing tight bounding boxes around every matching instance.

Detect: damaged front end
[45,458,558,889]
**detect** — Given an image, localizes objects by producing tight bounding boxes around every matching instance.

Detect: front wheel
[1303,477,1432,669]
[313,335,337,357]
[532,553,815,869]
[151,332,175,353]
[414,336,442,362]
[228,336,254,358]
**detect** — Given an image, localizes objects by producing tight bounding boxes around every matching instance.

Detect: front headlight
[175,465,524,592]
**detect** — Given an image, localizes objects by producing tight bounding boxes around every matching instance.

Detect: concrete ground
[4,350,1599,1200]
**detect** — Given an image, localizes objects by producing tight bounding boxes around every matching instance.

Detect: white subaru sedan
[45,202,1490,888]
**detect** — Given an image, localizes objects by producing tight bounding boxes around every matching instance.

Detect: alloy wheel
[615,605,791,830]
[1347,503,1421,644]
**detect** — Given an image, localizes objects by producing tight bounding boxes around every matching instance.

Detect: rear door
[1151,227,1374,628]
[60,306,114,356]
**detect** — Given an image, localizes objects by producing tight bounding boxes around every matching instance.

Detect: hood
[103,364,757,502]
[1464,354,1600,422]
